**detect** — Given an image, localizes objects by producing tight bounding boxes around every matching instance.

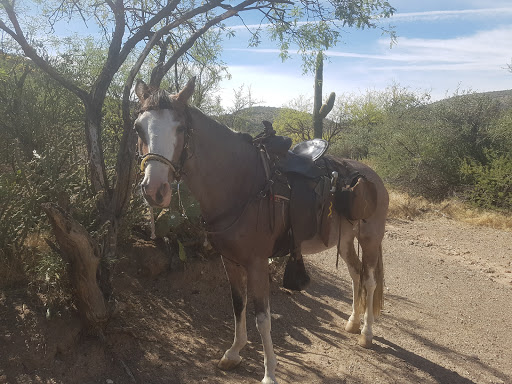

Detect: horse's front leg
[218,257,248,370]
[249,258,278,384]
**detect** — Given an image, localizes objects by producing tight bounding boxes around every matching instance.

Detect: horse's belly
[301,236,331,255]
[301,227,339,254]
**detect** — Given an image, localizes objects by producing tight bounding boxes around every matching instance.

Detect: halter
[140,153,177,174]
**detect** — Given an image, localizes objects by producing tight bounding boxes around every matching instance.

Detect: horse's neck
[183,108,262,223]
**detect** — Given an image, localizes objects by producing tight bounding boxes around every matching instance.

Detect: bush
[370,88,506,200]
[0,140,94,285]
[461,151,512,212]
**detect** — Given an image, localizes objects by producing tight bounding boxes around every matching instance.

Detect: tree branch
[0,1,89,103]
[151,0,263,87]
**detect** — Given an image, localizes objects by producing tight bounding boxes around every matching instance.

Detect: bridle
[136,104,192,182]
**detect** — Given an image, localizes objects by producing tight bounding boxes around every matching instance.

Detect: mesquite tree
[0,0,395,328]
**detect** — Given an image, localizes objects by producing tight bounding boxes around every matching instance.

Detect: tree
[0,0,396,328]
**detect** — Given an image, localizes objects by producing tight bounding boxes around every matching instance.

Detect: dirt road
[1,216,512,383]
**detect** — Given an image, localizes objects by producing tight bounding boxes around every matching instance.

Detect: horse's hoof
[345,320,360,334]
[358,334,373,348]
[261,376,278,384]
[218,355,242,371]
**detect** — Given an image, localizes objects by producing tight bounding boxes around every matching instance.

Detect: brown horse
[134,78,388,384]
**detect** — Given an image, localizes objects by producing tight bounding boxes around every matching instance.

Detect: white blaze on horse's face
[135,77,195,208]
[136,108,181,208]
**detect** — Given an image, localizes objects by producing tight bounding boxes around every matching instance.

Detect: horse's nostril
[155,189,163,204]
[156,183,171,205]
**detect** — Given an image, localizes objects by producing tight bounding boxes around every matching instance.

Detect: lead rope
[259,147,275,232]
[177,182,187,219]
[149,205,156,240]
[336,217,342,269]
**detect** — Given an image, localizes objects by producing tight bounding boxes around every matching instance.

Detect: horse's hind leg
[248,258,278,384]
[218,257,248,370]
[358,237,384,348]
[338,218,363,334]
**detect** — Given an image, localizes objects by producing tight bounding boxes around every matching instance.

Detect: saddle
[254,123,331,289]
[254,121,378,291]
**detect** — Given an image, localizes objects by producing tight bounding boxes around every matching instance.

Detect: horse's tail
[357,244,384,318]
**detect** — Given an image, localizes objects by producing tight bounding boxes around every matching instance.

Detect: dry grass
[387,188,512,231]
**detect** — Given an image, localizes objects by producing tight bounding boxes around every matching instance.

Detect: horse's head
[134,77,195,208]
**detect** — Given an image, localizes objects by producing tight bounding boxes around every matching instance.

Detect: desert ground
[1,215,512,384]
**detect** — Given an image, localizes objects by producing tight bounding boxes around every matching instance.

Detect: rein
[204,146,274,236]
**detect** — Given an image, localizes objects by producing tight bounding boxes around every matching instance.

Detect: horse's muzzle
[141,181,172,208]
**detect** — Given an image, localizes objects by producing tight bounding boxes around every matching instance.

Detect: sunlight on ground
[387,188,512,231]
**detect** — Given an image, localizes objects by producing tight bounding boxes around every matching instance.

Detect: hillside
[431,89,512,110]
[217,106,283,136]
[217,89,512,137]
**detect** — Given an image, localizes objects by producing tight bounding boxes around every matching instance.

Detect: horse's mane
[141,89,173,111]
[142,89,254,145]
[188,106,254,144]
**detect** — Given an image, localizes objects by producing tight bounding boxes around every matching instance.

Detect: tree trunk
[42,203,108,328]
[84,105,109,195]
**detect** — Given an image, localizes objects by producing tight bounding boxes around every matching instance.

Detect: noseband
[140,153,177,174]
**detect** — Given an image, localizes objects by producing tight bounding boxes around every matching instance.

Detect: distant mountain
[480,89,512,108]
[216,89,512,136]
[430,89,512,110]
[216,106,284,136]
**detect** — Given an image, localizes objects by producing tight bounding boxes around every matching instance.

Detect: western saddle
[254,121,377,291]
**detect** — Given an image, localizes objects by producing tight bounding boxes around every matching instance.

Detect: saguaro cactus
[313,52,336,139]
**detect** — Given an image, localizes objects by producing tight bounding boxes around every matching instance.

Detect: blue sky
[216,0,512,108]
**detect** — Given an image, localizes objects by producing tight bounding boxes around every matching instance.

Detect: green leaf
[178,240,187,263]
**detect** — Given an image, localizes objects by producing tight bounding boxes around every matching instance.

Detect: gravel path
[1,216,511,384]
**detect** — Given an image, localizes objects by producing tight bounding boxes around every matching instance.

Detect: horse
[133,77,388,384]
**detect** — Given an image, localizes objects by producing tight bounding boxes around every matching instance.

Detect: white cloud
[374,26,512,71]
[226,26,512,70]
[216,65,313,108]
[390,7,512,22]
[218,25,512,107]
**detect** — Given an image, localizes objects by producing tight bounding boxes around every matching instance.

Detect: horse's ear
[135,79,151,101]
[177,76,196,104]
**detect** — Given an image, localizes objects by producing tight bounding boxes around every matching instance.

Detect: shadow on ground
[1,246,510,384]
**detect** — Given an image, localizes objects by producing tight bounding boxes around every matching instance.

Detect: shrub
[461,151,512,212]
[0,140,93,285]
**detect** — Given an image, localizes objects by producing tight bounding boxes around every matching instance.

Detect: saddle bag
[334,175,378,221]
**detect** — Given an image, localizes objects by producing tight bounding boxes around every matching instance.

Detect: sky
[216,0,512,108]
